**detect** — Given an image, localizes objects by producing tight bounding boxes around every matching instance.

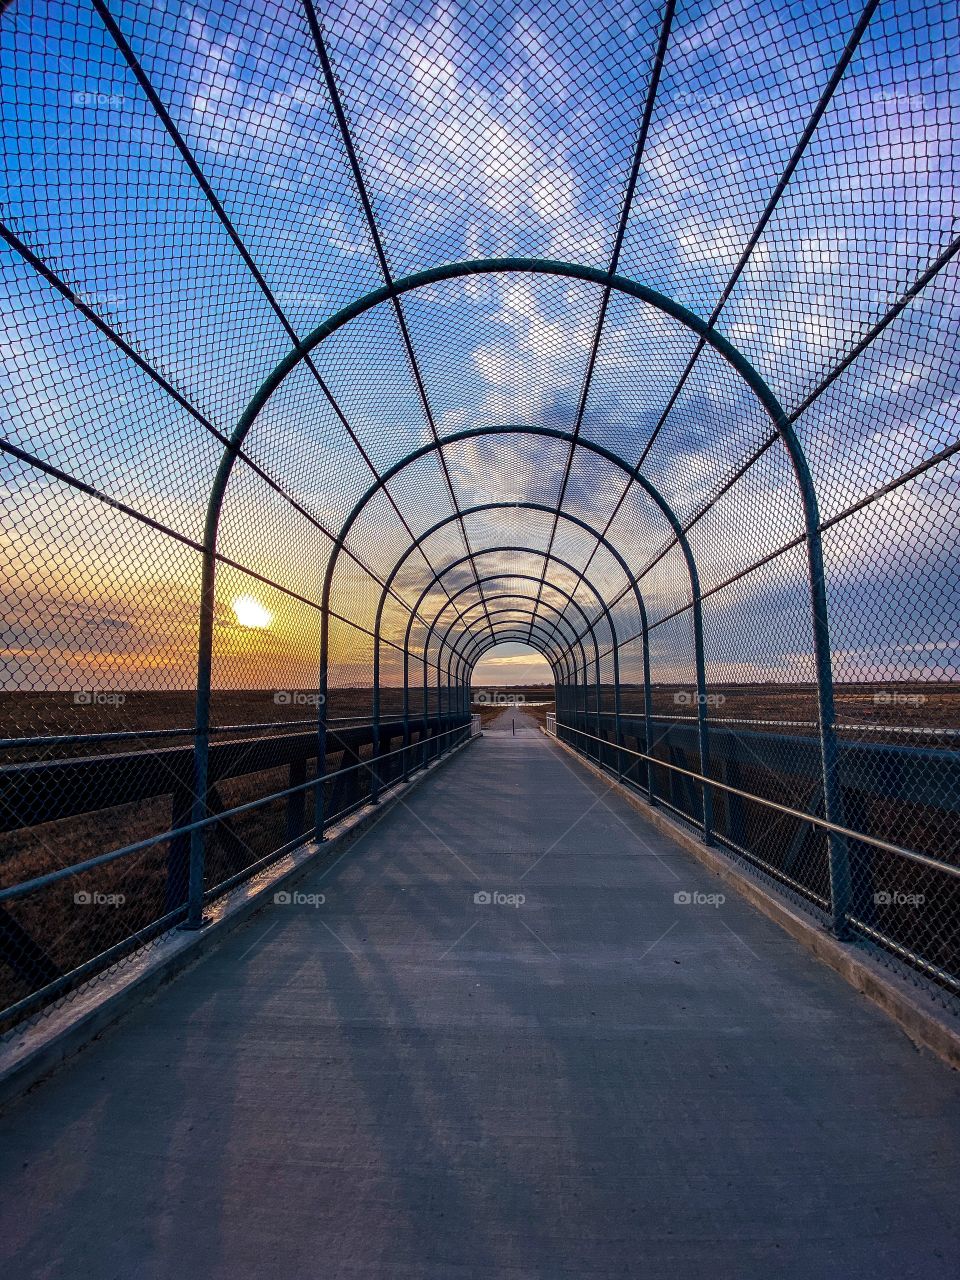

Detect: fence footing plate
[176,916,212,933]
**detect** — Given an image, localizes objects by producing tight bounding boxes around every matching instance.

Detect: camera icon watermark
[273,691,325,706]
[674,889,725,907]
[673,691,726,707]
[273,890,325,907]
[72,91,125,109]
[74,890,125,906]
[73,690,126,706]
[874,890,925,906]
[872,691,927,707]
[474,690,526,706]
[473,889,525,907]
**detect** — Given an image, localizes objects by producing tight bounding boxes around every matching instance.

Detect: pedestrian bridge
[0,0,959,1275]
[2,717,959,1278]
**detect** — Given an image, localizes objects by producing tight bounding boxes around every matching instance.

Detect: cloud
[472,646,555,685]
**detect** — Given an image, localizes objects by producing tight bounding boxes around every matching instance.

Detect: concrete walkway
[477,704,544,734]
[1,732,959,1279]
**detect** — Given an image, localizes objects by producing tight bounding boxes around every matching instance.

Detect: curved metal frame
[427,566,611,716]
[403,560,607,768]
[375,500,658,791]
[340,431,711,830]
[185,258,846,936]
[439,597,583,675]
[442,600,581,720]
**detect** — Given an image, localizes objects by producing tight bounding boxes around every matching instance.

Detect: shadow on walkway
[1,734,958,1279]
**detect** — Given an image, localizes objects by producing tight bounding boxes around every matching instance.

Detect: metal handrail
[0,721,471,903]
[554,721,960,882]
[0,715,407,753]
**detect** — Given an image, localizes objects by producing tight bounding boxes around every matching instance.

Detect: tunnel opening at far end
[471,644,556,731]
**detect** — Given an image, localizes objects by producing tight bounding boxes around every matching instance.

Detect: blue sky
[0,0,957,690]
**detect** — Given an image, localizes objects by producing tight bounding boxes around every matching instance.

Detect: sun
[231,595,273,629]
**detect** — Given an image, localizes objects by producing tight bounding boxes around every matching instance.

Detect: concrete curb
[0,736,477,1109]
[545,731,960,1072]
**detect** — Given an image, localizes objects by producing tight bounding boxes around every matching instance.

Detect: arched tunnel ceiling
[0,0,956,688]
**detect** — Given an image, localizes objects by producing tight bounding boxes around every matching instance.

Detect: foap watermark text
[474,890,526,907]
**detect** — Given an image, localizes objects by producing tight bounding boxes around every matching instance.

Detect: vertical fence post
[315,658,328,841]
[807,533,850,937]
[594,651,603,763]
[612,643,624,781]
[401,644,411,781]
[370,620,381,805]
[691,595,713,845]
[641,618,656,805]
[183,542,216,931]
[421,648,430,768]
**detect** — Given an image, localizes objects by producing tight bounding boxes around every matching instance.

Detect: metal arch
[372,501,658,795]
[417,561,619,781]
[439,597,583,673]
[190,259,846,933]
[399,578,587,783]
[445,614,576,759]
[466,636,566,700]
[374,499,641,638]
[449,607,579,699]
[437,585,604,699]
[405,558,610,735]
[450,607,579,719]
[334,430,710,835]
[450,607,579,680]
[454,627,583,734]
[405,551,615,674]
[455,626,573,693]
[191,258,823,897]
[432,583,602,709]
[398,544,618,677]
[214,257,819,476]
[439,612,575,728]
[465,636,564,688]
[405,563,605,766]
[403,567,589,701]
[433,599,581,722]
[324,430,699,672]
[318,425,700,598]
[449,611,586,739]
[465,627,570,691]
[373,501,627,726]
[464,623,573,685]
[466,631,569,698]
[466,630,586,727]
[453,626,577,726]
[445,513,655,787]
[312,426,712,844]
[415,557,614,667]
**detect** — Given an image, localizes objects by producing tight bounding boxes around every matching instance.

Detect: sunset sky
[0,0,956,696]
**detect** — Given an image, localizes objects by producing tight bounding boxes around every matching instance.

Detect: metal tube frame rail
[555,723,958,881]
[1,723,471,908]
[192,257,851,938]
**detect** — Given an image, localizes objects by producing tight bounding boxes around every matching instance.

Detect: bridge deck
[1,717,958,1278]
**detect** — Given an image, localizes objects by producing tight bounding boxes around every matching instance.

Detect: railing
[545,712,556,736]
[555,714,960,1009]
[0,714,472,1032]
[471,714,482,737]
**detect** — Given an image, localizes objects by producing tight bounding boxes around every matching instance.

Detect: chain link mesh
[0,0,957,1031]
